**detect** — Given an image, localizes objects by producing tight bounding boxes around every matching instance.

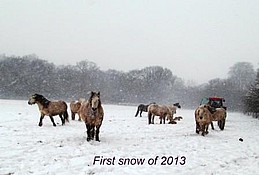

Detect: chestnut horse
[79,91,104,141]
[148,104,174,124]
[28,94,69,127]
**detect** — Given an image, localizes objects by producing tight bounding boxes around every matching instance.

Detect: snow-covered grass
[0,99,259,175]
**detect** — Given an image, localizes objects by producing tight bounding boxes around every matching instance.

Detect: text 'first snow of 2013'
[93,155,186,166]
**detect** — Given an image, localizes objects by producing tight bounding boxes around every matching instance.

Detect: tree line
[0,54,258,115]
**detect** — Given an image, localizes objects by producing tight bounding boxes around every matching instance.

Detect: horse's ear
[33,94,39,98]
[87,91,93,96]
[97,91,100,97]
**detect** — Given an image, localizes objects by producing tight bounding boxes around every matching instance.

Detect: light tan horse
[211,108,227,130]
[195,105,212,136]
[28,94,69,127]
[148,104,174,124]
[70,98,85,121]
[78,91,104,141]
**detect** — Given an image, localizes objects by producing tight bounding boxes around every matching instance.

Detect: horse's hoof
[38,123,42,127]
[87,138,91,141]
[53,124,57,127]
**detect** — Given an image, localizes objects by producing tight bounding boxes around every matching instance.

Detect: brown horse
[70,98,85,121]
[78,91,104,141]
[28,94,69,127]
[148,104,174,124]
[194,105,212,136]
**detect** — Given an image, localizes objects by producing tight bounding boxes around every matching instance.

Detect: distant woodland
[0,54,258,116]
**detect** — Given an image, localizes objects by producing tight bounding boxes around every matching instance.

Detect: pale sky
[1,0,259,84]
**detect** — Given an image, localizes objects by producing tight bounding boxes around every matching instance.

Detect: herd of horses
[28,92,103,141]
[28,92,227,141]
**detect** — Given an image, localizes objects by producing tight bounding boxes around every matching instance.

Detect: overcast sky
[1,0,259,84]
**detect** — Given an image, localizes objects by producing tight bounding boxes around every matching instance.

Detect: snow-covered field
[0,99,259,175]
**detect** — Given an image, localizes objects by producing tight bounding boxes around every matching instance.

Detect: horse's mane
[35,94,50,108]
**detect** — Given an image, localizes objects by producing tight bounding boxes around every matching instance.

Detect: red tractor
[200,96,227,130]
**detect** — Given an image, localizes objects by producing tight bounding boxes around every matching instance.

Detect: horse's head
[89,91,101,112]
[196,107,211,122]
[28,94,41,105]
[173,103,181,109]
[28,94,49,107]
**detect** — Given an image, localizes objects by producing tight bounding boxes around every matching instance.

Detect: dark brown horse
[135,102,156,117]
[78,91,104,141]
[28,94,69,127]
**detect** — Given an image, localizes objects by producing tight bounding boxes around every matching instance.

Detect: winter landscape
[0,99,258,175]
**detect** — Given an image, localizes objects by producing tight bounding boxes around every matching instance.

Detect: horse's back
[50,101,67,110]
[212,108,226,120]
[148,104,169,115]
[70,101,81,112]
[42,100,67,116]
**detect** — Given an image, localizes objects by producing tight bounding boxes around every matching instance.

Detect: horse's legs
[140,110,143,117]
[49,116,56,127]
[205,124,209,135]
[86,123,91,141]
[91,126,95,139]
[59,114,65,125]
[71,111,75,120]
[211,122,214,130]
[148,112,152,124]
[86,124,95,141]
[152,115,155,124]
[201,125,206,136]
[135,108,139,117]
[78,114,81,121]
[95,125,101,142]
[39,114,44,127]
[195,121,200,134]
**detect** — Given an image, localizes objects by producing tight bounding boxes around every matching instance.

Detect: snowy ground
[0,99,259,175]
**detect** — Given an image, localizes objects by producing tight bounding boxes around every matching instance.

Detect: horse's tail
[135,107,140,117]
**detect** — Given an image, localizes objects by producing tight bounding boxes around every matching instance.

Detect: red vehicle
[200,96,227,130]
[200,97,226,110]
